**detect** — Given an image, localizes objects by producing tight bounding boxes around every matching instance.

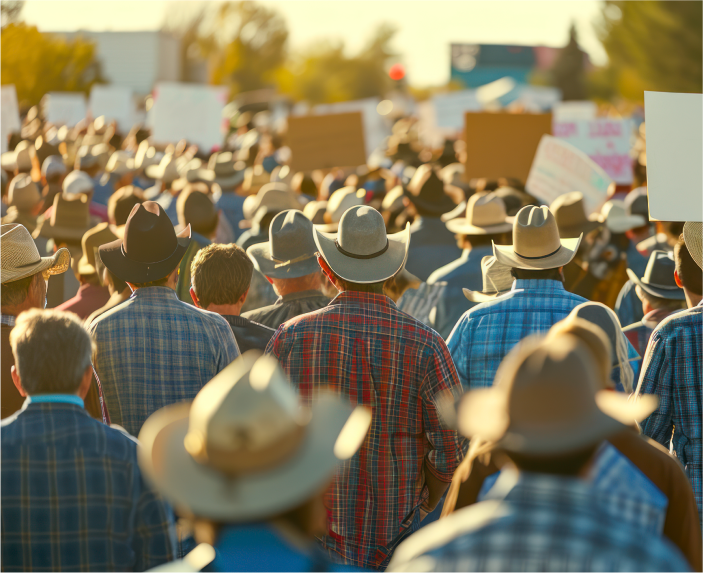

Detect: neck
[684,288,703,309]
[1,302,34,317]
[206,302,244,316]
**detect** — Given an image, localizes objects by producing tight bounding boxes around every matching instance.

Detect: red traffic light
[389,63,405,81]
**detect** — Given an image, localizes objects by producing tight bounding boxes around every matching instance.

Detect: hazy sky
[22,0,608,86]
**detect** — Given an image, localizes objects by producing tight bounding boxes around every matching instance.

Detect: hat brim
[137,394,368,522]
[462,287,511,304]
[314,223,410,284]
[1,246,71,284]
[314,222,339,233]
[493,235,581,270]
[247,242,320,280]
[34,218,92,243]
[605,215,647,234]
[194,168,244,189]
[557,219,602,239]
[403,192,456,216]
[626,268,686,301]
[446,218,513,236]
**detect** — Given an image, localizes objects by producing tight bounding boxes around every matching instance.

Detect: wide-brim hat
[626,250,685,301]
[493,205,581,270]
[2,209,40,234]
[145,153,180,183]
[462,255,514,303]
[314,205,410,284]
[314,187,366,233]
[77,222,119,276]
[194,153,245,188]
[247,210,320,279]
[243,183,301,221]
[446,192,513,235]
[1,141,33,172]
[550,191,602,239]
[683,222,703,271]
[99,202,191,284]
[34,194,92,243]
[600,200,646,234]
[1,223,70,284]
[403,164,456,216]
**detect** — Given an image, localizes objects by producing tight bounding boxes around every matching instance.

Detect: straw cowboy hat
[194,152,245,188]
[247,210,320,279]
[404,164,457,216]
[146,153,180,184]
[76,222,119,276]
[627,250,685,301]
[599,200,646,234]
[493,205,581,270]
[493,186,534,217]
[316,187,366,233]
[34,194,92,243]
[1,223,70,284]
[683,221,703,270]
[1,141,33,172]
[137,351,371,521]
[446,192,513,236]
[463,256,514,303]
[243,183,301,221]
[314,205,410,284]
[42,156,67,180]
[99,201,191,284]
[550,192,602,239]
[458,334,658,455]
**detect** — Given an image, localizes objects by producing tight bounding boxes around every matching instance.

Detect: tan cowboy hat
[550,191,602,239]
[77,222,119,276]
[34,194,92,243]
[302,200,328,224]
[137,352,371,521]
[242,165,270,196]
[315,186,366,233]
[683,221,703,270]
[458,334,658,455]
[493,205,581,270]
[463,256,514,303]
[63,170,95,197]
[446,192,513,235]
[1,141,33,172]
[105,151,135,176]
[145,153,180,183]
[243,183,301,221]
[176,185,219,237]
[133,141,161,171]
[314,205,410,284]
[1,223,70,284]
[7,174,41,212]
[599,200,646,234]
[194,152,245,189]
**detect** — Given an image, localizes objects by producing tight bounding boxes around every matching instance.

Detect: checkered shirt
[447,279,588,390]
[266,291,465,569]
[388,471,690,572]
[88,287,239,437]
[636,301,703,522]
[1,402,177,571]
[1,313,16,327]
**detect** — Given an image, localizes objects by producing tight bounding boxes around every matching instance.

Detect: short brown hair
[1,273,38,307]
[191,243,253,308]
[675,236,703,295]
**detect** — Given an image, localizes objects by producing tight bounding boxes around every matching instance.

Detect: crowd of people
[0,105,701,572]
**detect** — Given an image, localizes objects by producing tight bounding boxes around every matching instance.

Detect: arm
[636,329,674,448]
[446,315,471,389]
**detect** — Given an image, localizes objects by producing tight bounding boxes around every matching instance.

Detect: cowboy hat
[462,256,514,303]
[493,205,581,270]
[626,250,685,301]
[145,153,180,184]
[41,156,67,180]
[242,165,270,196]
[1,141,33,173]
[1,223,70,284]
[599,200,646,234]
[458,334,658,455]
[315,187,366,233]
[99,201,191,284]
[493,186,535,217]
[243,183,301,222]
[34,135,60,166]
[404,164,456,216]
[33,194,92,243]
[302,200,328,225]
[105,151,135,177]
[446,192,513,235]
[176,185,219,238]
[550,192,602,239]
[7,174,40,212]
[108,185,145,226]
[77,222,119,276]
[137,351,371,521]
[247,210,320,279]
[314,205,410,284]
[133,141,161,171]
[63,170,95,197]
[683,221,703,271]
[194,152,245,189]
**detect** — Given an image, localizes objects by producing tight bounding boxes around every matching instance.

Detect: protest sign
[553,118,634,184]
[1,85,20,154]
[552,101,597,122]
[463,112,552,181]
[89,85,135,131]
[43,92,87,127]
[525,135,613,215]
[644,91,702,222]
[287,112,366,172]
[150,82,228,152]
[432,90,481,129]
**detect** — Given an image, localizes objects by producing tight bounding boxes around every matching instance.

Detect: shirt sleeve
[214,317,239,369]
[636,327,674,448]
[446,313,471,389]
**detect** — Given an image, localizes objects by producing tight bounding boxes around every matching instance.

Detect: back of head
[191,243,253,309]
[10,309,94,395]
[675,235,703,295]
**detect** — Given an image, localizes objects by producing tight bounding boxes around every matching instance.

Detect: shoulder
[242,303,278,322]
[653,305,701,336]
[243,317,276,334]
[427,257,467,284]
[623,321,645,333]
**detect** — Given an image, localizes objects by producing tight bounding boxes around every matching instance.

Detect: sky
[22,0,608,87]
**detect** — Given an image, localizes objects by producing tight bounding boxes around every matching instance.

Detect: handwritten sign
[526,135,613,215]
[1,85,20,154]
[432,90,481,129]
[553,118,634,184]
[44,92,87,127]
[89,85,135,132]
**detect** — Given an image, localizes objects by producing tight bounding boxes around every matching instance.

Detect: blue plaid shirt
[388,471,690,572]
[447,279,588,390]
[636,300,703,522]
[1,401,176,571]
[88,287,239,437]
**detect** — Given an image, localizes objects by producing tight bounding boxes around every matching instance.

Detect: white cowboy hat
[315,186,366,233]
[446,192,513,235]
[1,223,70,284]
[599,200,646,234]
[462,255,514,303]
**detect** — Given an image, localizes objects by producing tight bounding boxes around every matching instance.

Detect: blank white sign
[645,91,702,222]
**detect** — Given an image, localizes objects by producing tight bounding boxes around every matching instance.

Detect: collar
[487,468,592,508]
[330,290,395,308]
[223,314,249,327]
[279,289,327,303]
[1,314,16,327]
[131,286,178,300]
[641,308,675,329]
[511,278,566,293]
[27,394,84,408]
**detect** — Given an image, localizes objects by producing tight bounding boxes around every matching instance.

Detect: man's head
[674,235,703,307]
[10,309,94,398]
[1,272,47,315]
[41,156,67,186]
[190,243,253,314]
[177,185,218,239]
[63,170,95,202]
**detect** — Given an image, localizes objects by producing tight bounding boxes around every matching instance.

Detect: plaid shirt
[636,300,703,522]
[266,291,465,569]
[88,287,239,437]
[388,471,690,572]
[447,279,588,390]
[1,401,176,571]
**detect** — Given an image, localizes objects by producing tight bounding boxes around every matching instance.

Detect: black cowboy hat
[403,164,456,216]
[99,201,191,284]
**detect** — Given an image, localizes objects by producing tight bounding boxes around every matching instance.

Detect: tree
[1,0,24,28]
[595,1,702,96]
[551,24,587,101]
[1,23,101,107]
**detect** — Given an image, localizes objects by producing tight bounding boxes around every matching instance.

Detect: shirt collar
[131,286,178,300]
[512,278,566,293]
[27,394,84,408]
[331,290,396,308]
[1,314,16,327]
[279,289,327,303]
[487,468,593,508]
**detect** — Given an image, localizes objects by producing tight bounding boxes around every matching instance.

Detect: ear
[77,366,93,399]
[189,286,202,308]
[239,287,249,305]
[11,365,27,397]
[674,269,684,289]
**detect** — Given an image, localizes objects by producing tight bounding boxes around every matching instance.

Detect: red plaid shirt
[266,291,465,568]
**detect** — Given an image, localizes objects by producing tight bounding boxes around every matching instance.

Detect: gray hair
[10,309,95,395]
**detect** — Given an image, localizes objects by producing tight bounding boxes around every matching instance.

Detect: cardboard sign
[89,85,135,132]
[1,85,20,154]
[553,118,634,184]
[552,101,597,122]
[525,135,613,215]
[150,82,229,152]
[432,90,481,129]
[287,112,366,172]
[644,91,702,222]
[44,92,87,127]
[463,112,552,182]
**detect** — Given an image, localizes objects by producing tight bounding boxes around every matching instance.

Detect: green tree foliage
[1,23,101,107]
[550,24,587,101]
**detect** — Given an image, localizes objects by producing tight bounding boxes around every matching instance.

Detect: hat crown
[8,174,40,211]
[683,221,703,271]
[551,192,590,229]
[63,170,94,196]
[512,205,562,259]
[466,193,509,227]
[328,187,365,222]
[81,223,118,270]
[51,194,90,232]
[1,224,41,280]
[571,302,619,356]
[480,255,513,294]
[123,202,178,263]
[337,206,388,257]
[642,250,678,289]
[269,210,316,263]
